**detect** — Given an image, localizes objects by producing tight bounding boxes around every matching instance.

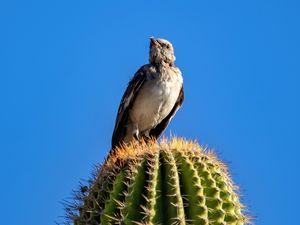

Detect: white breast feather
[130,71,182,132]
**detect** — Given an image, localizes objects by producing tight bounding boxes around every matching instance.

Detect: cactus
[67,138,249,225]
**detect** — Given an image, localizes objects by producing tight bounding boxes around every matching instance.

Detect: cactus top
[67,138,250,225]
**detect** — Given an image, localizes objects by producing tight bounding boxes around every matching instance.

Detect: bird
[111,37,184,151]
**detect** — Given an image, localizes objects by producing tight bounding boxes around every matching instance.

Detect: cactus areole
[67,138,249,225]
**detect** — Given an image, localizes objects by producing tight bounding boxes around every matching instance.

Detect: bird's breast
[130,73,182,131]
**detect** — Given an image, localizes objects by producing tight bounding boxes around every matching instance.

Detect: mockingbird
[111,37,184,150]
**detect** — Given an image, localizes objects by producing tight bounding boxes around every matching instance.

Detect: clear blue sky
[0,1,299,224]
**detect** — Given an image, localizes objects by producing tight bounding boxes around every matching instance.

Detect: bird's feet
[143,130,151,141]
[132,127,140,141]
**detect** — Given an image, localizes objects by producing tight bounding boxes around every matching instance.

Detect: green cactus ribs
[68,138,250,225]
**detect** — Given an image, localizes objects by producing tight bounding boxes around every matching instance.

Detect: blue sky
[0,1,299,224]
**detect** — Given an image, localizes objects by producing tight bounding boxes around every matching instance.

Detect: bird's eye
[166,45,170,49]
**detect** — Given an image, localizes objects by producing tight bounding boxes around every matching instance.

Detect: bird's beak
[150,37,158,46]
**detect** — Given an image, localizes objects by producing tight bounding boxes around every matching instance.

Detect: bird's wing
[111,66,147,148]
[149,85,184,139]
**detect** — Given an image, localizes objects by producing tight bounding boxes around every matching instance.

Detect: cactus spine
[68,138,249,225]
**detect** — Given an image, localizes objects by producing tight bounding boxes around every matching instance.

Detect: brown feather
[111,66,147,148]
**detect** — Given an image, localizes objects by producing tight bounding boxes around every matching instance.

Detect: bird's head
[149,37,175,66]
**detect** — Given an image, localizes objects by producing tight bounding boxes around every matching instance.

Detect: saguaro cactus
[67,138,249,225]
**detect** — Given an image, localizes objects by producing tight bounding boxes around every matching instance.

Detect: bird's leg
[132,124,140,141]
[143,130,151,141]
